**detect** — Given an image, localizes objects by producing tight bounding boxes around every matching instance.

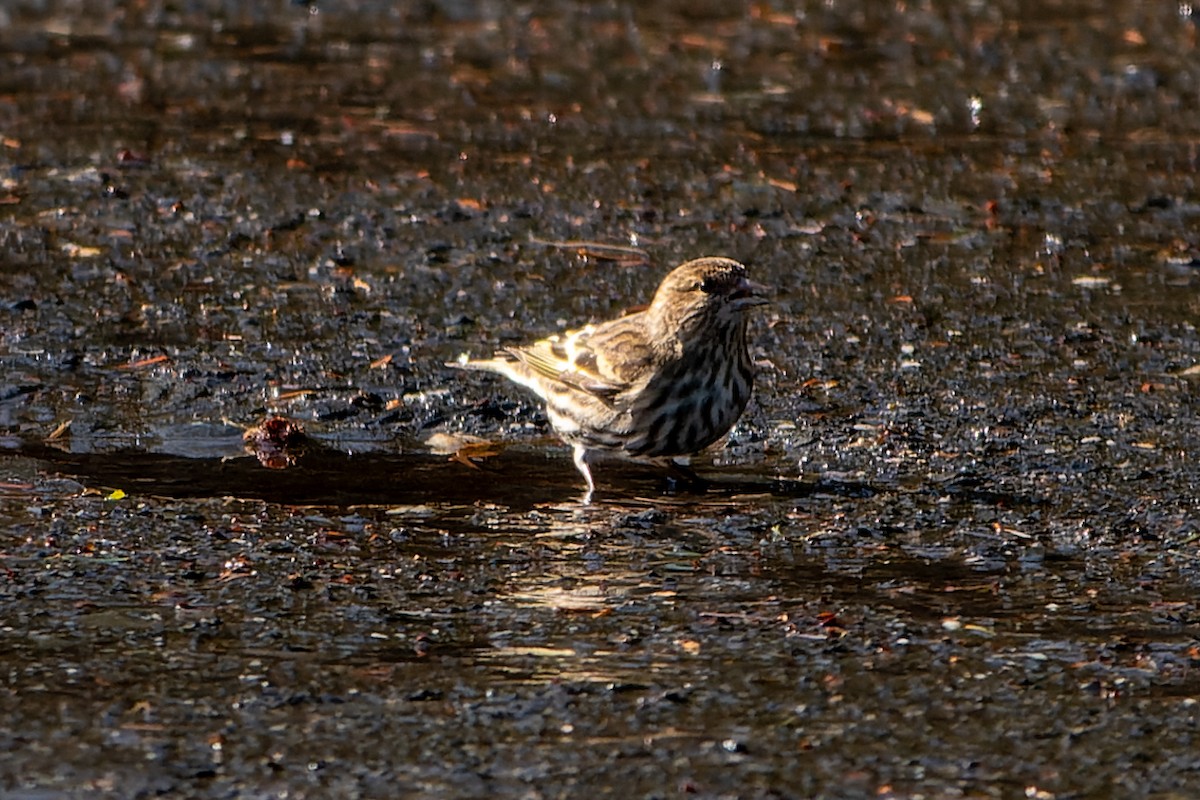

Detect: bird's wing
[506,314,655,400]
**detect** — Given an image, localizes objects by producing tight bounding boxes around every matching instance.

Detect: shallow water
[2,1,1200,797]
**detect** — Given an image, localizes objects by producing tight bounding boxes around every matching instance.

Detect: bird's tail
[445,352,513,374]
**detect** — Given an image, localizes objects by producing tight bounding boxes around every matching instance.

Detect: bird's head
[648,257,769,340]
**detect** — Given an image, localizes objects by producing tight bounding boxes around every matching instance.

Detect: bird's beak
[730,277,771,307]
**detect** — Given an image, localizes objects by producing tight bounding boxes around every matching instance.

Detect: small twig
[527,235,650,264]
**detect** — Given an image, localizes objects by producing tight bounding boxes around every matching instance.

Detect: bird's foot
[664,460,709,494]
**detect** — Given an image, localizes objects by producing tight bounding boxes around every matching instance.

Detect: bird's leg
[666,458,709,492]
[573,444,595,502]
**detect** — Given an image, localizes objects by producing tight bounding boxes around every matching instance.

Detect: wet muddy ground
[2,1,1200,797]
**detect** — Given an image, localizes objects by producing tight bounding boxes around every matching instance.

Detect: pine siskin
[454,256,769,497]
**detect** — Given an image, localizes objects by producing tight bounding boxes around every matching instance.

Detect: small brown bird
[454,257,769,497]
